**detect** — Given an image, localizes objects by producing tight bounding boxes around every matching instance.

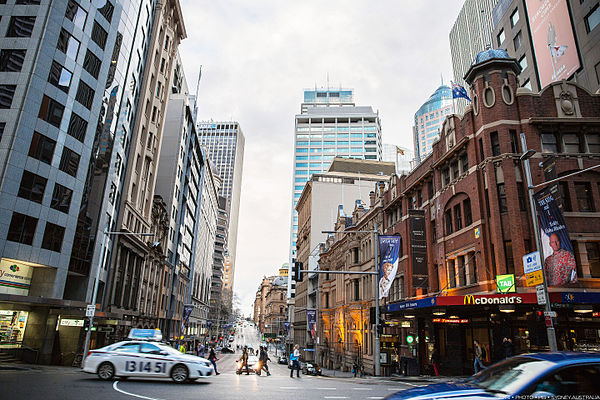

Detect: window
[442,168,450,186]
[0,85,16,109]
[38,95,64,128]
[575,182,594,212]
[454,204,462,230]
[0,49,26,72]
[585,242,600,278]
[563,133,581,153]
[7,212,37,245]
[517,184,527,211]
[65,0,87,28]
[586,133,600,153]
[18,170,46,203]
[67,112,87,142]
[510,130,519,153]
[47,61,72,93]
[510,8,519,27]
[6,16,36,37]
[541,133,559,153]
[75,80,94,109]
[497,28,505,47]
[0,122,4,141]
[83,50,101,79]
[139,343,160,354]
[559,182,572,211]
[50,183,72,213]
[353,280,360,301]
[91,21,108,50]
[504,241,515,275]
[464,199,472,226]
[497,183,508,213]
[479,138,485,160]
[451,160,459,180]
[445,210,453,235]
[491,131,500,156]
[29,132,55,164]
[41,222,65,252]
[522,79,532,90]
[97,1,114,23]
[57,29,80,59]
[585,4,599,33]
[518,55,528,71]
[461,153,468,173]
[59,147,80,177]
[513,30,522,51]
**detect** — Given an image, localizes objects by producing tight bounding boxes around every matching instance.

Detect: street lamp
[520,134,558,352]
[82,230,154,363]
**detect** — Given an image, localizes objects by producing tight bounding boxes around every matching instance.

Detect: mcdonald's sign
[464,295,475,305]
[462,294,524,305]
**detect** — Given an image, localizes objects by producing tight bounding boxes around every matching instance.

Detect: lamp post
[82,230,154,363]
[520,133,558,352]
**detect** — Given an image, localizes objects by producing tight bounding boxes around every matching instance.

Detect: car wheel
[97,362,115,381]
[170,364,189,383]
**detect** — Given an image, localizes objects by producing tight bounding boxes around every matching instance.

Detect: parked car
[303,362,322,376]
[221,346,235,354]
[278,356,287,365]
[384,352,600,399]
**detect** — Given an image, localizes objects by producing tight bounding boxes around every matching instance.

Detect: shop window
[50,183,72,213]
[454,204,462,230]
[0,311,29,344]
[67,112,87,142]
[563,133,582,153]
[28,131,55,164]
[83,50,101,79]
[7,212,37,245]
[91,20,108,50]
[497,183,508,213]
[6,16,35,37]
[18,170,47,204]
[464,199,472,226]
[59,147,80,177]
[65,0,87,28]
[0,49,26,72]
[41,222,65,252]
[0,85,16,109]
[56,28,80,59]
[491,131,500,156]
[75,80,94,109]
[38,95,64,128]
[48,61,72,93]
[560,182,573,211]
[541,133,559,153]
[575,182,594,212]
[585,242,600,278]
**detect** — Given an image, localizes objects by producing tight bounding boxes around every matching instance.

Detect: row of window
[29,130,80,177]
[444,198,472,236]
[7,212,65,252]
[18,170,73,213]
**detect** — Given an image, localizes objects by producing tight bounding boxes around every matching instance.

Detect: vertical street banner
[180,305,194,336]
[534,188,577,286]
[409,209,428,288]
[306,310,316,340]
[378,235,401,299]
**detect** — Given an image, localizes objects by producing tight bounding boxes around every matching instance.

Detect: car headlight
[197,361,210,367]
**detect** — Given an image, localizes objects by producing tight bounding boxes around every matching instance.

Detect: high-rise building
[450,0,499,113]
[412,85,453,162]
[288,87,382,300]
[0,0,163,363]
[197,121,245,292]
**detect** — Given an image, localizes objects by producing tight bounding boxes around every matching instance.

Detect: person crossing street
[258,345,271,376]
[289,344,301,378]
[208,346,220,375]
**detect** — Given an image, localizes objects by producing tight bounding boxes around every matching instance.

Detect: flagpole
[549,44,557,80]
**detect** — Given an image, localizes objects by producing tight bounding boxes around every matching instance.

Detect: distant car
[303,362,322,376]
[384,352,600,399]
[278,356,287,365]
[221,346,235,354]
[83,340,214,383]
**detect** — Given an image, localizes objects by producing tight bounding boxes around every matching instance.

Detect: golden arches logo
[464,295,475,305]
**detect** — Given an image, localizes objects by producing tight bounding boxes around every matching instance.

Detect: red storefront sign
[432,318,469,324]
[436,293,539,306]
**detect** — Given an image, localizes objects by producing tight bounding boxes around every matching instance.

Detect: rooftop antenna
[193,65,202,120]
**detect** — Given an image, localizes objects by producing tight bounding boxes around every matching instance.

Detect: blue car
[385,352,600,399]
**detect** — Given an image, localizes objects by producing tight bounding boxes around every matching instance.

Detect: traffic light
[293,261,303,282]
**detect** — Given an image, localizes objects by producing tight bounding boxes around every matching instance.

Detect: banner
[379,235,401,299]
[306,310,316,340]
[180,305,194,335]
[534,188,577,286]
[409,210,428,288]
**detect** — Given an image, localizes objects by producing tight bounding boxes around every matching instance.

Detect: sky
[178,0,465,316]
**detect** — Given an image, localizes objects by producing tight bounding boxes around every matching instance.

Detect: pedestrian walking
[352,361,358,377]
[259,345,271,376]
[289,344,301,378]
[473,340,486,374]
[502,337,513,359]
[208,346,220,375]
[198,342,205,358]
[431,346,440,376]
[238,346,250,375]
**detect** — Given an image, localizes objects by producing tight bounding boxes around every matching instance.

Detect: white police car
[82,329,214,383]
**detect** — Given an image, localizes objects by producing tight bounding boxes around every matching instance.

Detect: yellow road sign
[526,270,543,287]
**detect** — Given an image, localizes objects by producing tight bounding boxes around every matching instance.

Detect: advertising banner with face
[307,310,316,340]
[534,188,577,286]
[379,235,400,299]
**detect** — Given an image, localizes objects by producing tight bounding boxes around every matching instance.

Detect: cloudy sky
[178,0,464,316]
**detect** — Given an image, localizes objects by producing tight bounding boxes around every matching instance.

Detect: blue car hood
[387,382,500,400]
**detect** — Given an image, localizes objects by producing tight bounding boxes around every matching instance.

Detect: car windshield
[158,344,183,356]
[467,356,554,394]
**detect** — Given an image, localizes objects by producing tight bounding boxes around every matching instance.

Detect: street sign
[86,305,96,317]
[536,285,547,305]
[544,316,553,327]
[526,270,543,287]
[544,311,557,318]
[496,274,516,293]
[523,251,542,274]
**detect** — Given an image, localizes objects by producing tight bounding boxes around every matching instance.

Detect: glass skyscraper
[288,87,382,298]
[413,84,453,162]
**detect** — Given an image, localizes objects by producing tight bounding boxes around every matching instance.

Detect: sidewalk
[319,365,463,384]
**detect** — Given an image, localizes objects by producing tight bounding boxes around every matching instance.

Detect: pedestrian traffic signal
[293,261,304,282]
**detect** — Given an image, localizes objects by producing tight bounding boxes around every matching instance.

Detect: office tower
[106,0,186,336]
[382,144,414,175]
[0,0,160,362]
[413,84,453,162]
[197,121,245,292]
[155,52,218,339]
[492,0,600,94]
[450,0,499,113]
[288,87,382,300]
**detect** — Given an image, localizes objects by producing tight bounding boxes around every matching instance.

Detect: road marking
[352,387,373,390]
[367,397,384,399]
[280,386,301,389]
[316,387,337,390]
[113,381,164,400]
[324,397,348,399]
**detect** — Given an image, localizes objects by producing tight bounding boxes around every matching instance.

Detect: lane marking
[352,387,373,390]
[324,397,348,399]
[113,381,164,400]
[367,397,384,399]
[316,387,337,390]
[280,386,301,389]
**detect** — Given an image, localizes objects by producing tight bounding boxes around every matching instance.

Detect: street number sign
[536,285,547,305]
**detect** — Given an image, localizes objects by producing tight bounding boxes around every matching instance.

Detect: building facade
[412,84,453,162]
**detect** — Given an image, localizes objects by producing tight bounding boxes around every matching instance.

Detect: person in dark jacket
[208,346,220,375]
[502,337,513,359]
[258,345,271,376]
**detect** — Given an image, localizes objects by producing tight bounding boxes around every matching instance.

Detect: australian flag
[451,81,471,102]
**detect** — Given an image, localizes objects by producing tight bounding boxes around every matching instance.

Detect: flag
[550,45,567,58]
[451,81,471,102]
[396,146,404,155]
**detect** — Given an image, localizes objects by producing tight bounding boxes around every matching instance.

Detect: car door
[139,343,169,377]
[112,342,142,376]
[521,363,600,396]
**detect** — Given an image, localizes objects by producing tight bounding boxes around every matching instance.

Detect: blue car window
[140,343,161,354]
[116,343,140,353]
[525,364,600,396]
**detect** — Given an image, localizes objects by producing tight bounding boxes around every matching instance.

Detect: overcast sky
[178,0,464,316]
